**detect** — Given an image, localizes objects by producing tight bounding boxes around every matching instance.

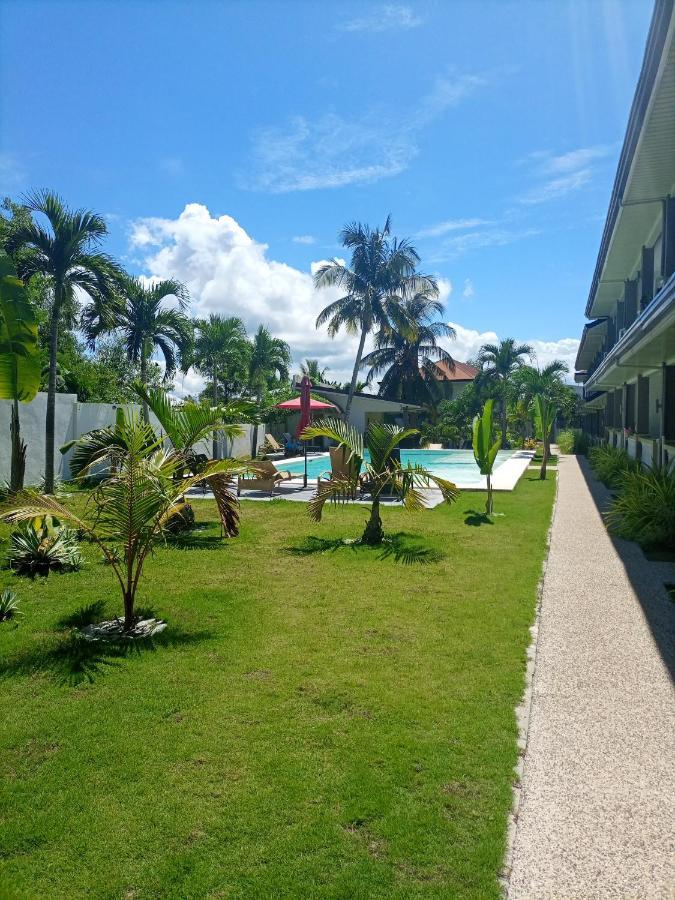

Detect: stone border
[500,462,560,895]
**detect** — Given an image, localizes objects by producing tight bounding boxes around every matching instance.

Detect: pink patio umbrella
[275,383,336,487]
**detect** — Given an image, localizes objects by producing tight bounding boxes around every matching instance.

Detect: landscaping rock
[80,617,167,641]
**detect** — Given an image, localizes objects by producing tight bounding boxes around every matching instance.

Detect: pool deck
[187,449,534,505]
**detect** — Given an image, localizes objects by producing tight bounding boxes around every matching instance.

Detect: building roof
[309,382,423,411]
[429,360,479,381]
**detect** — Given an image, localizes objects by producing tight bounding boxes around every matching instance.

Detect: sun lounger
[237,460,294,497]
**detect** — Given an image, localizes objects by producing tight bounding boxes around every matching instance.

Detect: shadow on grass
[286,532,444,566]
[0,625,214,687]
[463,510,494,527]
[161,529,227,552]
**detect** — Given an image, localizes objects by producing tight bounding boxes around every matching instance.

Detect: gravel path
[508,454,675,899]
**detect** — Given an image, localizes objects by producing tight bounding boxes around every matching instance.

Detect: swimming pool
[281,449,514,486]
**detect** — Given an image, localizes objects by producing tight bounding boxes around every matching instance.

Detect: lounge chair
[426,442,443,450]
[282,433,302,455]
[317,446,361,499]
[265,433,284,452]
[237,460,294,497]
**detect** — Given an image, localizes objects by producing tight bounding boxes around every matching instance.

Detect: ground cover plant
[0,475,555,897]
[605,462,675,552]
[588,445,639,488]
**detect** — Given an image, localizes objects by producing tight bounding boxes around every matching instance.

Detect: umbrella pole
[303,440,307,488]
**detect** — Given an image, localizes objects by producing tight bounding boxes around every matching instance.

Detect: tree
[533,394,557,480]
[314,216,437,421]
[86,274,192,423]
[472,399,501,516]
[300,358,328,382]
[0,255,41,492]
[301,418,459,546]
[6,190,122,492]
[361,290,455,406]
[248,325,291,455]
[190,314,249,457]
[4,413,243,631]
[477,338,533,448]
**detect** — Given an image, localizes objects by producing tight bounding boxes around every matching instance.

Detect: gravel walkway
[508,454,675,899]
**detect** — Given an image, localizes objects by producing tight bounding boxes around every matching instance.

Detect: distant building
[574,0,675,467]
[428,360,479,401]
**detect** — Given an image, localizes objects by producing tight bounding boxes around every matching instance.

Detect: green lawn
[0,475,555,898]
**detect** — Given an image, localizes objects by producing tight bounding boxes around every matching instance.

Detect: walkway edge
[500,466,560,895]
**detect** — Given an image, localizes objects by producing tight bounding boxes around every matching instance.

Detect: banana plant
[4,412,245,630]
[533,394,557,480]
[301,417,459,545]
[0,255,40,492]
[472,399,501,515]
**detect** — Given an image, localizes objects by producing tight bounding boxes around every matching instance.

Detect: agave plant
[7,514,83,576]
[3,412,244,630]
[472,399,501,515]
[300,418,459,545]
[0,589,22,621]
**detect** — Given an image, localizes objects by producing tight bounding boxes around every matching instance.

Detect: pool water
[282,449,513,486]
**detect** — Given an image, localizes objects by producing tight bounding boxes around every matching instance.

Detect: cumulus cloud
[337,4,424,32]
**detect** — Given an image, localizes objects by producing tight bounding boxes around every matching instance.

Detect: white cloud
[441,323,579,378]
[0,152,26,194]
[462,278,475,299]
[415,218,491,239]
[518,145,613,205]
[337,4,424,33]
[428,227,540,261]
[292,234,316,244]
[129,203,365,395]
[245,72,487,193]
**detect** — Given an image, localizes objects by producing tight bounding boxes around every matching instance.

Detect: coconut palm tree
[361,291,456,406]
[301,418,459,545]
[314,216,437,421]
[248,325,291,455]
[300,358,328,382]
[5,190,122,492]
[88,275,193,423]
[477,338,533,447]
[190,314,249,457]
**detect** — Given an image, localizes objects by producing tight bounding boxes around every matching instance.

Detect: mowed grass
[0,474,555,898]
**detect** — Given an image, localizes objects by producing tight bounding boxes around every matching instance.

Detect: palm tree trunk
[44,298,60,494]
[501,391,508,449]
[251,390,262,457]
[10,398,25,493]
[540,437,548,480]
[362,496,384,545]
[212,365,219,460]
[140,348,150,424]
[345,327,368,422]
[486,473,494,515]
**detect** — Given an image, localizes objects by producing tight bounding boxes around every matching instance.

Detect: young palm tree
[361,291,456,406]
[190,314,249,457]
[91,275,193,423]
[248,325,291,455]
[300,358,328,382]
[477,338,533,448]
[472,399,501,516]
[533,394,557,480]
[314,216,437,421]
[301,418,459,545]
[6,190,122,492]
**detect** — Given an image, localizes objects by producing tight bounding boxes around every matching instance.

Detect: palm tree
[88,275,192,423]
[314,216,437,421]
[190,314,249,457]
[301,418,459,545]
[6,191,122,492]
[361,291,456,406]
[477,338,533,447]
[300,358,328,382]
[248,325,291,455]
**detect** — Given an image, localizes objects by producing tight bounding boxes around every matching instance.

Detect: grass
[0,475,555,898]
[530,453,558,468]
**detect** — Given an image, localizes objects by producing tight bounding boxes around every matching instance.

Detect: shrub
[557,429,589,455]
[523,437,537,450]
[7,516,83,576]
[588,445,639,488]
[605,462,675,550]
[0,589,21,621]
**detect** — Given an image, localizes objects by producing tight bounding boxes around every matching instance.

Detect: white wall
[0,393,266,486]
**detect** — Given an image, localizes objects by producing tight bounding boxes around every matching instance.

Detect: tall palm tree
[190,314,249,457]
[300,358,328,382]
[361,291,456,406]
[248,325,291,454]
[314,216,437,421]
[477,338,533,447]
[6,190,122,492]
[88,275,192,423]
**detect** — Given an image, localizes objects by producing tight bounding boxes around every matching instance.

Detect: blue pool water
[282,449,513,486]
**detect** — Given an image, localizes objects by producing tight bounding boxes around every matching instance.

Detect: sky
[0,0,655,395]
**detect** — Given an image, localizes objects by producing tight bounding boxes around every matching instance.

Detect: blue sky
[0,0,654,390]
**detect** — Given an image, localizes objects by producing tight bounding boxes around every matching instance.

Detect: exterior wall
[0,393,266,486]
[435,380,473,401]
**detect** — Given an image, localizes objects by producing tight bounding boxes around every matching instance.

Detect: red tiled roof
[429,360,479,381]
